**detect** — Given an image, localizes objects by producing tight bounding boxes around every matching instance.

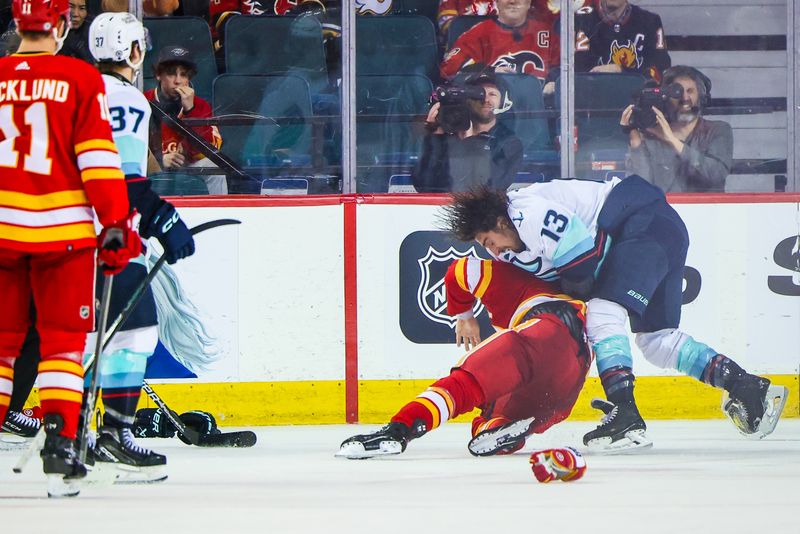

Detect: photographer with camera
[622,65,733,192]
[412,67,523,192]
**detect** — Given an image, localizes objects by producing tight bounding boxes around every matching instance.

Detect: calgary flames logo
[608,37,644,69]
[493,51,546,76]
[355,0,393,15]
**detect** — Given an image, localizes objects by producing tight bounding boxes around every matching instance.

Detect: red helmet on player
[12,0,70,33]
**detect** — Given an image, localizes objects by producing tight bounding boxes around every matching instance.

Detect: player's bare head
[496,0,530,26]
[439,186,511,242]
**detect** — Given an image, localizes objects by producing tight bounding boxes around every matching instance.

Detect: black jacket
[412,121,523,192]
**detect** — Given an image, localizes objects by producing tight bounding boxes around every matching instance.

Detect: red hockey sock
[391,369,485,431]
[37,353,84,439]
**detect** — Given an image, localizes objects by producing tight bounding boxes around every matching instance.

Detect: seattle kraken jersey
[102,74,151,181]
[574,4,670,81]
[496,178,619,281]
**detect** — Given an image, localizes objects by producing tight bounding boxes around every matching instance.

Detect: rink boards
[31,193,799,425]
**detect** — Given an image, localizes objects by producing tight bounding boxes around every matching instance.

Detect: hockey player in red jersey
[0,0,140,497]
[337,257,590,468]
[440,0,560,94]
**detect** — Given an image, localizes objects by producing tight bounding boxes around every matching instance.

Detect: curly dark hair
[438,186,511,242]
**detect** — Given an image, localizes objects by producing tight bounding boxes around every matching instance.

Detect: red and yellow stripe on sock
[37,353,84,439]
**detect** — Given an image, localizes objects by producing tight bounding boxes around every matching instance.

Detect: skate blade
[83,463,120,486]
[97,462,168,484]
[586,429,653,455]
[335,440,403,460]
[753,385,789,439]
[468,417,535,457]
[47,474,80,498]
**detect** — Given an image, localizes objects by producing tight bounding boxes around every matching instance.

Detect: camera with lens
[628,82,683,130]
[431,82,486,134]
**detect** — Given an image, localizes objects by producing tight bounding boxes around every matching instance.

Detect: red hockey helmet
[12,0,70,33]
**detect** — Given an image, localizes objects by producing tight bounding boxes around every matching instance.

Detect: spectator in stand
[145,46,227,194]
[58,0,93,63]
[440,0,559,96]
[438,0,559,34]
[622,65,733,192]
[574,0,670,81]
[412,66,522,192]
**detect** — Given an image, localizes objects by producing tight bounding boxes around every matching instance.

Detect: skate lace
[121,428,152,456]
[599,406,618,427]
[10,410,40,429]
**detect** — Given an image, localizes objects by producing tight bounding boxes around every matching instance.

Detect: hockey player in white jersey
[441,176,788,452]
[85,13,195,481]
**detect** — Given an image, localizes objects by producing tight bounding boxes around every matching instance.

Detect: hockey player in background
[85,12,195,482]
[574,0,671,81]
[0,0,140,497]
[337,256,590,479]
[440,179,789,452]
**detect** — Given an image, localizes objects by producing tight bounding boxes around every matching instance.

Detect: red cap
[12,0,69,33]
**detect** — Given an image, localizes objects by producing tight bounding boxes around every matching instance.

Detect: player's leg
[2,315,42,438]
[86,260,166,482]
[0,251,34,437]
[337,329,534,459]
[32,249,96,490]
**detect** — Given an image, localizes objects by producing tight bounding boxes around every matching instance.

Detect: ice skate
[2,408,41,437]
[468,416,535,456]
[40,414,87,498]
[94,425,167,483]
[583,399,652,454]
[722,375,788,439]
[336,421,423,459]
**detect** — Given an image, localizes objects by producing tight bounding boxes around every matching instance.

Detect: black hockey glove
[176,410,220,445]
[133,408,177,439]
[140,202,195,264]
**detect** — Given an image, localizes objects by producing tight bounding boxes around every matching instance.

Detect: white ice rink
[1,420,799,534]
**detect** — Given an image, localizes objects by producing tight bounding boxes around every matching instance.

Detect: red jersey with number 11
[0,52,129,253]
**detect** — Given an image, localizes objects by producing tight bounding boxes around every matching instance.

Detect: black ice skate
[94,425,167,483]
[40,414,87,498]
[583,399,652,454]
[468,417,535,457]
[722,375,788,439]
[2,409,41,437]
[335,420,426,459]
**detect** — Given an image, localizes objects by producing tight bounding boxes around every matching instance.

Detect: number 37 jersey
[102,74,150,181]
[497,178,619,281]
[0,53,128,253]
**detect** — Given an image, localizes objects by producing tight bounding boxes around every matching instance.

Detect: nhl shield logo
[417,245,485,328]
[79,305,90,320]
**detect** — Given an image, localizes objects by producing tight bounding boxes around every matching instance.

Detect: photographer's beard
[468,100,497,131]
[670,98,701,125]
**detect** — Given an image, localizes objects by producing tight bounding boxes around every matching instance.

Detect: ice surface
[1,420,798,534]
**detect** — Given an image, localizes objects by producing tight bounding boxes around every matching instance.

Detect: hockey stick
[79,273,115,464]
[141,382,257,448]
[82,218,241,371]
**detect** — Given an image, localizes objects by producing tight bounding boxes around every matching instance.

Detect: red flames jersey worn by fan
[0,53,128,253]
[445,257,585,330]
[440,17,559,81]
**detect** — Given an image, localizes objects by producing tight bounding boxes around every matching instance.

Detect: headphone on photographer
[661,65,712,107]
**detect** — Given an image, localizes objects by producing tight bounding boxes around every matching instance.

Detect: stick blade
[197,431,257,448]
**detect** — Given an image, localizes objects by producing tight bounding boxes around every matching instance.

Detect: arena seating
[212,74,313,169]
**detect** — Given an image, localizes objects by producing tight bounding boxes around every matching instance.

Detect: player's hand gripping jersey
[0,54,128,252]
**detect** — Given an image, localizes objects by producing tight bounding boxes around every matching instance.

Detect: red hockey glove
[97,211,143,275]
[530,447,587,483]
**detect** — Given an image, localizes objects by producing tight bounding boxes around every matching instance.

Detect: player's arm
[444,257,491,350]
